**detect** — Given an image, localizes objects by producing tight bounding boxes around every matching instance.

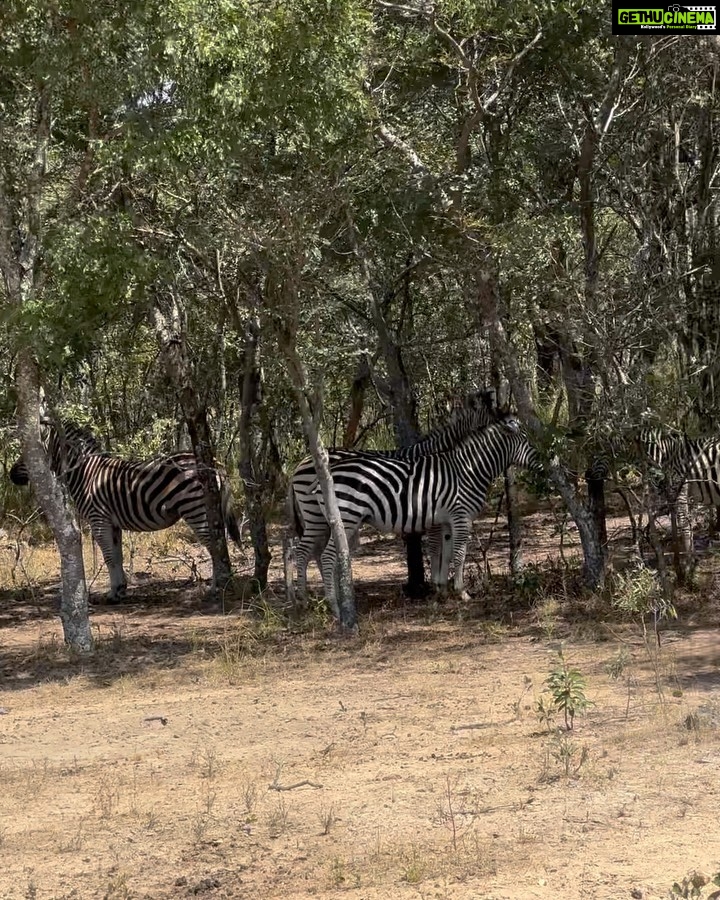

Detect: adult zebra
[635,427,720,506]
[10,420,242,601]
[310,422,539,618]
[637,425,720,544]
[288,390,512,602]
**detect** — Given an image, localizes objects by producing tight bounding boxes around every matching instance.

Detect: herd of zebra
[7,401,720,614]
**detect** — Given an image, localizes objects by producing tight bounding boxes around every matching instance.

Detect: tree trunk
[586,474,608,550]
[152,294,233,596]
[0,83,92,651]
[342,355,371,448]
[275,324,356,630]
[345,214,427,596]
[505,471,524,577]
[491,330,523,576]
[474,269,607,589]
[16,353,93,651]
[238,314,271,589]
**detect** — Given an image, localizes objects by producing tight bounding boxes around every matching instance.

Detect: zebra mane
[447,418,525,449]
[47,419,105,456]
[414,389,507,448]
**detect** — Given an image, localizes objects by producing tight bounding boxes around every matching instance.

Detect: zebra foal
[10,420,242,601]
[312,422,539,617]
[289,390,511,601]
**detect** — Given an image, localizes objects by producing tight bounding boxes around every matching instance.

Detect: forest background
[1,0,718,644]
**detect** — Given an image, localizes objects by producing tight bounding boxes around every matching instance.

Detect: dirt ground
[1,512,720,900]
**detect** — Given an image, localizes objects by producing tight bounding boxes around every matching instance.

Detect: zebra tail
[221,480,243,546]
[287,483,304,538]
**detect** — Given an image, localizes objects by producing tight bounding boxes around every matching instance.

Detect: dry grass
[1,514,720,899]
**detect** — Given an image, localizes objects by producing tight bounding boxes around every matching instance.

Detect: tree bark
[275,326,357,630]
[474,270,607,589]
[152,293,233,596]
[570,41,630,552]
[345,213,427,596]
[504,471,524,577]
[0,84,92,651]
[238,314,272,589]
[586,474,609,551]
[342,355,372,449]
[16,353,93,651]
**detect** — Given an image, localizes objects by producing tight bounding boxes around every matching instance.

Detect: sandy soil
[1,514,720,900]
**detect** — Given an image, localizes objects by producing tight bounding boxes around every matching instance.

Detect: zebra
[10,420,242,601]
[310,422,540,618]
[288,390,513,601]
[637,425,720,513]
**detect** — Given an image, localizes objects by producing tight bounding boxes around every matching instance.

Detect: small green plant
[551,733,588,778]
[541,649,593,730]
[612,566,677,699]
[329,857,346,887]
[612,566,676,642]
[318,804,336,835]
[401,848,427,884]
[606,647,631,679]
[670,870,720,898]
[534,694,556,732]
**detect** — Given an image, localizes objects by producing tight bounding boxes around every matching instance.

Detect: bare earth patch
[1,515,720,900]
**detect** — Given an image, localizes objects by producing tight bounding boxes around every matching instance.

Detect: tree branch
[375,124,453,212]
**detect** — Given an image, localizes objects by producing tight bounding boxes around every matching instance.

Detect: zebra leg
[439,525,454,589]
[91,521,127,602]
[319,537,341,620]
[428,525,453,596]
[428,526,443,586]
[450,516,472,602]
[295,526,330,603]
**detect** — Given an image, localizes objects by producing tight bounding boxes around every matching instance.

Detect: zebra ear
[38,390,50,421]
[479,388,497,411]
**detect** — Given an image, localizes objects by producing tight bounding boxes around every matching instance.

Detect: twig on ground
[268,779,323,791]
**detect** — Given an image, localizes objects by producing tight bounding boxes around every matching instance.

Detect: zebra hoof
[402,580,432,600]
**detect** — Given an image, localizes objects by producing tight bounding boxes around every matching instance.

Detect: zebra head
[635,426,688,484]
[10,420,103,485]
[506,425,542,472]
[460,422,540,475]
[425,388,518,445]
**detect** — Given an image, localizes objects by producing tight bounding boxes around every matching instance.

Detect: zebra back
[400,389,514,460]
[636,427,688,479]
[9,419,104,485]
[290,389,510,517]
[320,421,539,535]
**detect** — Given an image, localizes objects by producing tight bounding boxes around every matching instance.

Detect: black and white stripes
[638,427,720,507]
[289,390,510,601]
[11,421,241,601]
[309,422,539,617]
